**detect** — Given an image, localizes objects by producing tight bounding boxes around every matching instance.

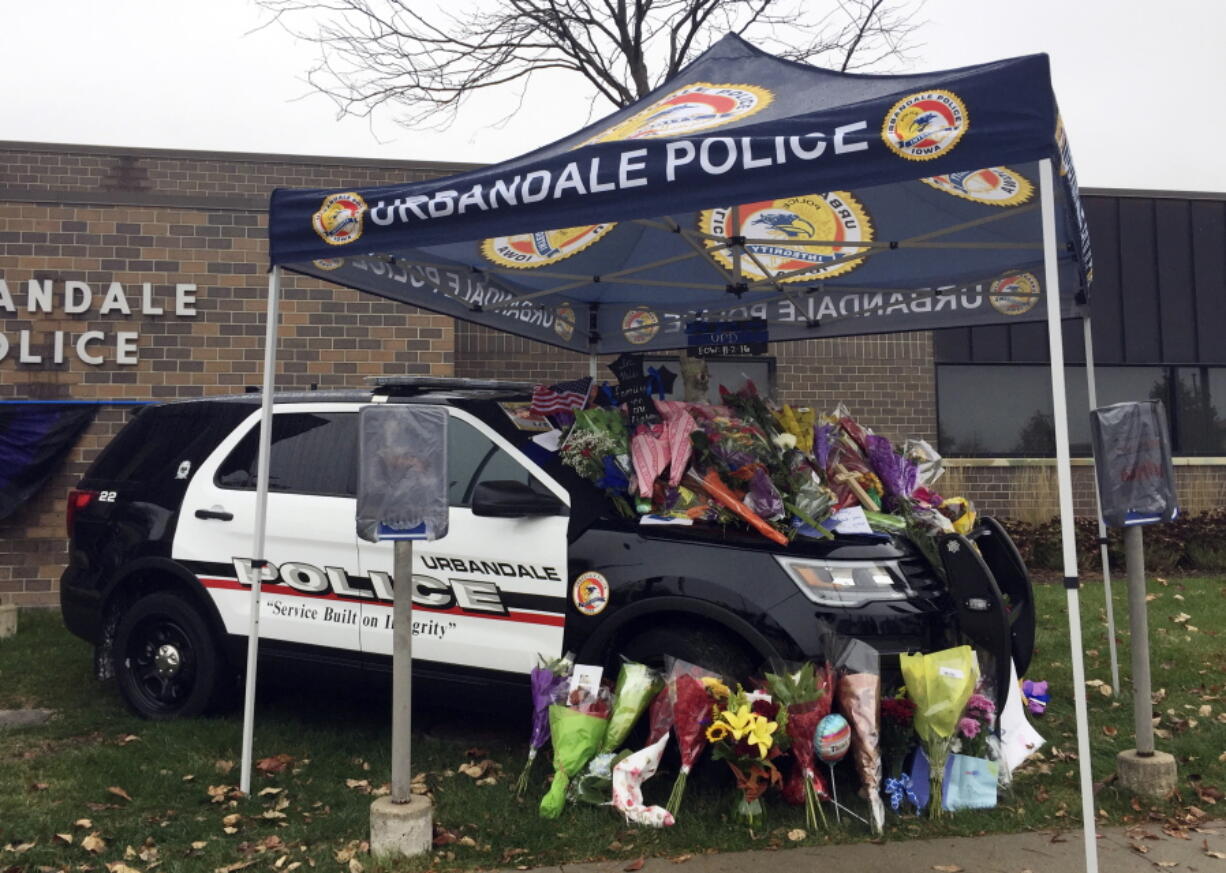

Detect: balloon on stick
[816,714,851,824]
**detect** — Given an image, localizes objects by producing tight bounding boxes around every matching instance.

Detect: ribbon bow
[884,773,920,812]
[597,454,629,492]
[644,366,666,400]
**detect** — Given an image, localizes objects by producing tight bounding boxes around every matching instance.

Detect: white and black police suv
[60,378,1036,719]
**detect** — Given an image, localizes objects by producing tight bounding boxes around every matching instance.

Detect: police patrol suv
[60,378,1035,719]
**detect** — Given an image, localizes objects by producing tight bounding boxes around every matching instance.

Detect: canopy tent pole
[240,265,281,796]
[1083,313,1122,693]
[1040,158,1098,873]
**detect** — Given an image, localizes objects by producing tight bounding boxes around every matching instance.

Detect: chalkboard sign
[607,353,659,425]
[686,318,768,358]
[1090,400,1179,527]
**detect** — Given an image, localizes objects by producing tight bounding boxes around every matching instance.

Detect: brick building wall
[0,142,469,606]
[2,142,1222,608]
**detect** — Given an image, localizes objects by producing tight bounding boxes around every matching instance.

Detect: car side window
[216,412,358,497]
[447,416,532,506]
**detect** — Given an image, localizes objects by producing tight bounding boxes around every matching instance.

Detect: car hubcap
[154,644,182,678]
[127,619,195,712]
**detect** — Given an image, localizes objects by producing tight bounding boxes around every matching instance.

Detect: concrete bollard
[370,795,433,858]
[1117,749,1178,798]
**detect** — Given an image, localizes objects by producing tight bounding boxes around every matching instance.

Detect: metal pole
[241,265,281,796]
[1083,315,1122,693]
[1124,525,1155,755]
[1040,158,1099,873]
[391,538,414,802]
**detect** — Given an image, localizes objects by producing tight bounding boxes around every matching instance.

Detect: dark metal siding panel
[932,327,973,363]
[1191,200,1226,365]
[1117,198,1162,363]
[1083,196,1124,364]
[1154,199,1198,363]
[1008,321,1049,363]
[971,324,1011,362]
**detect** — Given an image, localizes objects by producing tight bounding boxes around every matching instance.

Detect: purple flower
[958,717,981,739]
[965,693,996,719]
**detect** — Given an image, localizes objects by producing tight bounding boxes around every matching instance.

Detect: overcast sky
[4,0,1223,192]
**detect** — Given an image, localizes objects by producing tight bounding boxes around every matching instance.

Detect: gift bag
[942,754,999,810]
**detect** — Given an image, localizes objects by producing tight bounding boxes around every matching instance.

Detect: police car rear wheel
[619,622,757,683]
[114,592,223,720]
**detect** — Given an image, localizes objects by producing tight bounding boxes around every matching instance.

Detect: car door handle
[195,508,234,521]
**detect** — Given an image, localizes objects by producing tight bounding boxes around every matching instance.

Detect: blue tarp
[268,33,1091,353]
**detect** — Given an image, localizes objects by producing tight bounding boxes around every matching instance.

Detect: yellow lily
[701,676,731,700]
[746,714,779,758]
[720,705,754,741]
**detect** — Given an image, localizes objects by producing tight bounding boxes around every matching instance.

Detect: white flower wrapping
[611,735,675,827]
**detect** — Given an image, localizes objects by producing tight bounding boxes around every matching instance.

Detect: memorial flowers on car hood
[900,646,979,818]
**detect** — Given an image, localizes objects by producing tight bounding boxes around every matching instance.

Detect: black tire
[113,591,225,719]
[617,621,758,683]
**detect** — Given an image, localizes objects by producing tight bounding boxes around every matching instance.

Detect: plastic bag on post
[356,405,449,542]
[1089,400,1178,527]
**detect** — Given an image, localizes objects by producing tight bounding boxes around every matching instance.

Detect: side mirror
[471,480,566,518]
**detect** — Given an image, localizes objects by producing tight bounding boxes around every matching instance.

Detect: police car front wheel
[113,592,225,720]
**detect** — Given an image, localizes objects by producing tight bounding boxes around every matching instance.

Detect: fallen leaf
[106,864,142,873]
[222,813,241,827]
[1104,725,1119,737]
[117,734,140,746]
[932,867,964,873]
[258,787,284,797]
[107,786,133,802]
[671,855,693,864]
[624,858,645,872]
[215,760,235,774]
[215,861,259,873]
[1172,612,1191,624]
[1155,862,1177,868]
[786,829,806,841]
[1099,684,1113,697]
[222,827,238,835]
[74,819,93,829]
[348,860,364,873]
[1199,705,1213,717]
[261,810,287,820]
[256,754,294,775]
[458,836,477,848]
[82,833,107,853]
[30,782,49,791]
[53,833,73,846]
[191,841,208,850]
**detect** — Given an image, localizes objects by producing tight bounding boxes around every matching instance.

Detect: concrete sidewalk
[521,823,1224,873]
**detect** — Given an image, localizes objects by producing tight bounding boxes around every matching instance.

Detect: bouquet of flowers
[561,407,633,514]
[515,652,574,797]
[539,673,611,818]
[957,692,997,759]
[764,661,833,831]
[829,635,885,834]
[705,684,782,829]
[899,646,979,818]
[664,659,723,816]
[880,691,918,778]
[817,409,883,512]
[684,468,788,546]
[573,660,663,803]
[773,404,816,455]
[864,433,918,511]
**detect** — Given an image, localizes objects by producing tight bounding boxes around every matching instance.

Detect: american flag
[530,377,592,417]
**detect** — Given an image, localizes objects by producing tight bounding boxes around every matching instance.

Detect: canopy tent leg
[1040,158,1098,873]
[589,353,598,381]
[240,265,281,796]
[1083,314,1121,693]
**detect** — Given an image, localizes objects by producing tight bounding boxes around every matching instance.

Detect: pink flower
[958,717,981,739]
[965,694,995,718]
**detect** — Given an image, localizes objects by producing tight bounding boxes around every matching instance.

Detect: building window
[934,365,1205,456]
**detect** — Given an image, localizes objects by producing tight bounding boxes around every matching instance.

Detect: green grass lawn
[1,575,1223,873]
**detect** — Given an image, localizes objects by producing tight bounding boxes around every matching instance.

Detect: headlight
[775,556,912,607]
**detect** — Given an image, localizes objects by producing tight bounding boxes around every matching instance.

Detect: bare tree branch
[253,0,924,129]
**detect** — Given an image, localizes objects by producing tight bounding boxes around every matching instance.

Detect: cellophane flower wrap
[573,661,663,804]
[899,646,979,819]
[829,635,885,834]
[864,434,918,510]
[611,734,675,828]
[957,692,997,760]
[515,652,574,797]
[539,686,611,819]
[765,661,833,831]
[663,659,721,816]
[820,408,884,511]
[561,407,633,514]
[705,684,782,830]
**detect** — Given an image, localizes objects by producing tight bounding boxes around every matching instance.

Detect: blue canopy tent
[257,34,1102,868]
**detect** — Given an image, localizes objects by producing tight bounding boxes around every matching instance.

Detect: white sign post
[357,404,449,857]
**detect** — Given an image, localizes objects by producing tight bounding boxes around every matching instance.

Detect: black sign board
[607,353,658,426]
[685,318,769,358]
[1090,400,1179,527]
